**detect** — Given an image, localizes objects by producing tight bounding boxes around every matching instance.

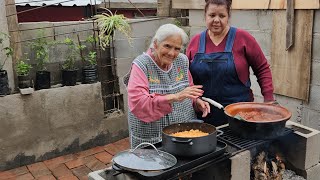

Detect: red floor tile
[58,175,79,180]
[0,166,29,180]
[65,156,96,169]
[36,174,56,180]
[75,146,105,159]
[51,164,74,178]
[8,173,34,180]
[27,162,51,178]
[85,158,108,171]
[44,154,77,170]
[94,151,113,164]
[114,138,130,149]
[71,165,91,180]
[103,143,122,155]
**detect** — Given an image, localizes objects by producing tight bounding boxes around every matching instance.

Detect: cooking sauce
[170,129,209,138]
[236,110,283,122]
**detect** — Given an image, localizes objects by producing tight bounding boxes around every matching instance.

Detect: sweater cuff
[264,94,275,102]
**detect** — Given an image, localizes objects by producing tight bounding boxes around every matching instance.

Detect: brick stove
[88,121,320,180]
[216,121,320,180]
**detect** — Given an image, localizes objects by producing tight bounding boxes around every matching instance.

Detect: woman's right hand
[167,85,204,103]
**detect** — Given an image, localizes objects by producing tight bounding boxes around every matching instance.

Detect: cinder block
[312,34,320,61]
[230,150,251,180]
[304,163,320,180]
[279,121,320,170]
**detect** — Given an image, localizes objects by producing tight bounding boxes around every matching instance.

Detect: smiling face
[205,4,229,36]
[153,35,182,70]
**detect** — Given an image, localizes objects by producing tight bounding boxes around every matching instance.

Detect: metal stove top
[106,125,294,180]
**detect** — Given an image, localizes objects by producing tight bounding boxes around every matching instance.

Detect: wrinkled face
[205,4,229,35]
[154,35,182,68]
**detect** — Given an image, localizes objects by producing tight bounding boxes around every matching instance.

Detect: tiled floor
[0,137,130,180]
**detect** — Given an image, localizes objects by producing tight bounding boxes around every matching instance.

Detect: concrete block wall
[0,83,128,171]
[188,9,320,131]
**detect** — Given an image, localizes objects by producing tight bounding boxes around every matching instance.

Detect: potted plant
[29,30,52,90]
[80,35,98,84]
[93,8,132,49]
[16,53,32,89]
[61,37,80,86]
[0,32,13,96]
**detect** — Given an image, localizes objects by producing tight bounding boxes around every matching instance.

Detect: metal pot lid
[112,142,177,171]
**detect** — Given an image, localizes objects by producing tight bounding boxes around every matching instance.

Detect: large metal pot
[162,122,223,157]
[224,102,292,139]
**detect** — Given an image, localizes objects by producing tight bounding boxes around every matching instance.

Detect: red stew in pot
[237,110,283,122]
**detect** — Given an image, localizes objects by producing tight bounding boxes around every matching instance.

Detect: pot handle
[131,142,160,155]
[216,130,224,137]
[171,138,193,145]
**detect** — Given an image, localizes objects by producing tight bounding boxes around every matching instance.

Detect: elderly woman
[124,24,210,148]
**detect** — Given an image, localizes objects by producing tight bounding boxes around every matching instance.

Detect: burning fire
[252,151,285,180]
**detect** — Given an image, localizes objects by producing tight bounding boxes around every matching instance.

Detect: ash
[282,170,305,180]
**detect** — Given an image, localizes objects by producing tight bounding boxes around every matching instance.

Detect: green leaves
[29,30,52,71]
[87,51,97,66]
[62,38,77,70]
[93,8,132,49]
[16,53,32,76]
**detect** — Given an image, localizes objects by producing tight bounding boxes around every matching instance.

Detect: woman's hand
[195,98,211,117]
[166,85,204,103]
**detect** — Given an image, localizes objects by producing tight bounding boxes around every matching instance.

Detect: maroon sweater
[186,28,274,101]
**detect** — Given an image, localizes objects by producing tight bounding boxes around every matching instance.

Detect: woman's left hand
[195,98,211,117]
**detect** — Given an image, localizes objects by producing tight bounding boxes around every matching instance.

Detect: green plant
[77,35,98,66]
[94,8,132,49]
[62,37,79,70]
[0,32,14,70]
[29,30,52,71]
[85,35,98,66]
[87,51,97,66]
[16,53,32,76]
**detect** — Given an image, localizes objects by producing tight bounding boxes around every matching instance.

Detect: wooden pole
[5,0,22,90]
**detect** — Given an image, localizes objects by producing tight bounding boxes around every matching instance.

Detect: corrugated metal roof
[15,0,156,6]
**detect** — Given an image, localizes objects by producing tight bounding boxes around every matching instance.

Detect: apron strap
[224,27,237,52]
[198,30,207,53]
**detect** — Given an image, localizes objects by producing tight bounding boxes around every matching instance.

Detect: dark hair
[204,0,232,16]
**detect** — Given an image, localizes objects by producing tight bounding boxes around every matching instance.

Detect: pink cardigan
[127,52,195,123]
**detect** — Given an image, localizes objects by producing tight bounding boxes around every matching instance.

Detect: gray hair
[149,24,189,50]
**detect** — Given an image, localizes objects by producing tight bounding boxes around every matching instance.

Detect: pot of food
[162,122,223,157]
[201,97,292,140]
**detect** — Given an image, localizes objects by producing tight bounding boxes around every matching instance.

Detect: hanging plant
[93,8,132,49]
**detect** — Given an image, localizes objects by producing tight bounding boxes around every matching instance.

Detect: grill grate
[217,126,267,150]
[217,126,294,150]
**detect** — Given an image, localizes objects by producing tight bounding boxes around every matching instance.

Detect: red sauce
[236,110,283,122]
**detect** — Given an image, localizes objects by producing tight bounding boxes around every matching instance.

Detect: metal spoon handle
[201,97,224,110]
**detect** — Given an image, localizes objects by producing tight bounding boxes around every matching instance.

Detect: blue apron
[190,27,251,126]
